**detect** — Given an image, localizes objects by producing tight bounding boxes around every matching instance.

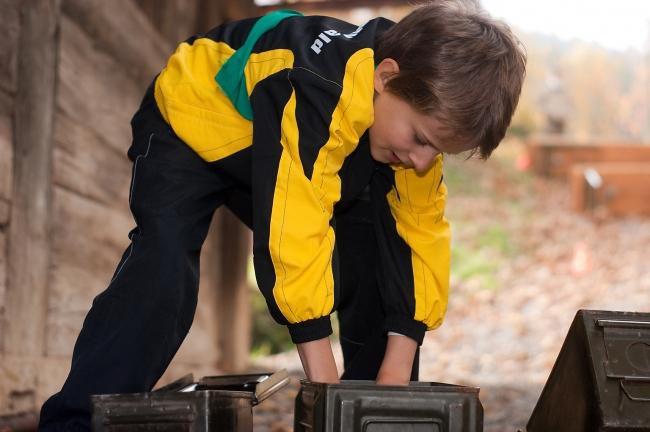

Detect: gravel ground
[250,142,650,431]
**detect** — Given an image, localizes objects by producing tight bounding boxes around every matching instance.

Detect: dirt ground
[251,140,650,431]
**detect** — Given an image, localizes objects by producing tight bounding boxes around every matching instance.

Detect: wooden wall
[0,0,254,418]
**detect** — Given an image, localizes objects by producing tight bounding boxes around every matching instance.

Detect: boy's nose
[410,150,438,174]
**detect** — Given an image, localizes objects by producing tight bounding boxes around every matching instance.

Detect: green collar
[215,9,303,121]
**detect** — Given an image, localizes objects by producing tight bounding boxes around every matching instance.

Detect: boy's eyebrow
[427,132,467,155]
[417,129,438,150]
[422,132,462,155]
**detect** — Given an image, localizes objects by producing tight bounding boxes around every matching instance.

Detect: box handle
[153,374,194,392]
[596,319,650,329]
[597,319,650,380]
[620,380,650,402]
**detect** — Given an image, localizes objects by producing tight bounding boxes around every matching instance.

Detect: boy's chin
[369,144,388,164]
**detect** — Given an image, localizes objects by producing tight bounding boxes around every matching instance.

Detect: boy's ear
[374,58,400,93]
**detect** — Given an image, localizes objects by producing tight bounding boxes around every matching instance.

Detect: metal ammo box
[294,380,483,432]
[91,370,289,431]
[527,310,650,431]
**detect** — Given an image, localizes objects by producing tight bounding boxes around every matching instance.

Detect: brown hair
[376,0,527,159]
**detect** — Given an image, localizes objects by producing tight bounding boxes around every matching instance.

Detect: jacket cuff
[384,315,427,346]
[287,316,333,344]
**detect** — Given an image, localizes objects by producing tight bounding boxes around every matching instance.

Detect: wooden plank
[62,0,171,87]
[257,0,426,13]
[195,0,227,32]
[527,135,647,148]
[136,0,200,44]
[0,89,13,117]
[44,311,87,358]
[570,163,650,216]
[57,16,142,155]
[35,357,70,408]
[45,188,225,365]
[0,355,39,416]
[528,138,650,178]
[569,166,587,213]
[0,200,9,227]
[0,115,12,202]
[220,0,255,21]
[0,0,20,95]
[48,186,131,311]
[4,0,60,357]
[45,186,132,355]
[53,113,131,205]
[0,231,6,350]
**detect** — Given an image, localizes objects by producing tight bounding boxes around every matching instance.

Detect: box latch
[597,319,650,402]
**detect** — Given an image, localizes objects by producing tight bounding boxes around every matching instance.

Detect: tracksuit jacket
[153,10,451,345]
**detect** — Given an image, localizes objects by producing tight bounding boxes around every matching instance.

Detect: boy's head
[368,0,527,172]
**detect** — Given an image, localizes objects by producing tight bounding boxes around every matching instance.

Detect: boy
[40,1,526,430]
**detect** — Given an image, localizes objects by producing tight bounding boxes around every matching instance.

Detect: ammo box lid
[294,380,483,432]
[527,310,650,432]
[91,370,289,431]
[196,369,290,405]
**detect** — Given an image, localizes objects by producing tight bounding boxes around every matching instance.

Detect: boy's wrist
[376,333,418,386]
[287,316,333,344]
[384,315,427,345]
[296,337,340,384]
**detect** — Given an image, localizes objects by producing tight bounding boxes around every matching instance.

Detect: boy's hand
[376,334,418,386]
[296,337,340,384]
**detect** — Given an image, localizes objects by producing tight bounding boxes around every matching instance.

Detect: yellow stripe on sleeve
[268,49,375,324]
[386,156,451,330]
[269,89,336,322]
[311,48,376,213]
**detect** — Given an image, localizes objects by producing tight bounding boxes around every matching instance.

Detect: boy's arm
[376,334,418,385]
[248,58,376,379]
[297,334,417,385]
[296,338,340,383]
[367,160,450,382]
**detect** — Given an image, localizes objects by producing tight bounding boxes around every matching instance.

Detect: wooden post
[3,0,60,355]
[215,210,252,372]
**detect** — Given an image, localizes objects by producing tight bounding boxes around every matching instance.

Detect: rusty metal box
[91,370,289,431]
[294,380,483,432]
[527,310,650,432]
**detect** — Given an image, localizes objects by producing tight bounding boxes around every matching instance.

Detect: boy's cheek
[369,144,379,162]
[368,139,382,162]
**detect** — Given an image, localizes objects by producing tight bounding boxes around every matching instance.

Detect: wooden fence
[0,0,254,417]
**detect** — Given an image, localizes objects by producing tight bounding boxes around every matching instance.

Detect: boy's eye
[413,134,428,146]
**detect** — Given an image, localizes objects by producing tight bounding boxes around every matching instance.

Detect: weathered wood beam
[135,0,200,44]
[4,0,60,356]
[62,0,171,87]
[215,210,252,372]
[221,0,255,21]
[57,16,143,155]
[0,115,12,205]
[0,0,20,96]
[0,200,9,227]
[570,163,650,216]
[257,0,424,13]
[0,411,38,431]
[528,139,650,178]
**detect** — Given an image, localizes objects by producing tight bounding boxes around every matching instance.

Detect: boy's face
[369,59,474,174]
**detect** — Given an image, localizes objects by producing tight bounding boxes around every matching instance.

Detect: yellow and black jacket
[153,11,450,345]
